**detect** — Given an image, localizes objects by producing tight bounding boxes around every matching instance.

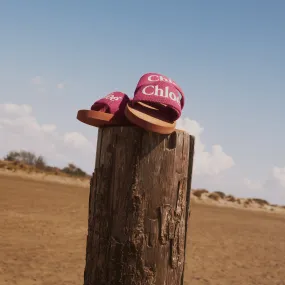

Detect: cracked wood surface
[84,126,195,285]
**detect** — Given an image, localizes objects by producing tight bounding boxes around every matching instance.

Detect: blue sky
[0,1,284,203]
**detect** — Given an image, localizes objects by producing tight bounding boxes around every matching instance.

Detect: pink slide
[124,73,185,134]
[77,92,130,127]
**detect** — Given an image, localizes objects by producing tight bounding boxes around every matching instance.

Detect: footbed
[124,103,176,134]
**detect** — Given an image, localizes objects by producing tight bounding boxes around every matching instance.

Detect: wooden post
[84,126,195,285]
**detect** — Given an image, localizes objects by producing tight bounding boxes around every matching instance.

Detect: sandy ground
[1,174,285,285]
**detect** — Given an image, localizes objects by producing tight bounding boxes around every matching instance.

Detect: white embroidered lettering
[176,95,180,104]
[147,74,174,85]
[148,75,159,82]
[105,94,121,101]
[142,85,154,95]
[154,85,164,97]
[165,86,169,98]
[141,85,180,105]
[159,76,173,84]
[169,91,176,101]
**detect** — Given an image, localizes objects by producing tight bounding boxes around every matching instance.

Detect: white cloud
[2,103,32,115]
[1,104,284,203]
[0,103,95,172]
[56,82,65,89]
[63,132,94,150]
[272,166,285,188]
[177,117,235,175]
[42,124,57,133]
[0,109,234,178]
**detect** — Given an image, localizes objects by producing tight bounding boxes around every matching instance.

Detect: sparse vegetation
[244,199,252,207]
[213,191,226,199]
[252,198,269,206]
[245,199,253,204]
[1,150,90,179]
[62,163,87,177]
[4,150,45,167]
[192,187,283,210]
[192,189,209,199]
[208,193,220,201]
[226,195,236,202]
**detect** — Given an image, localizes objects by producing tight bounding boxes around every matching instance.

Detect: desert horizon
[1,155,285,212]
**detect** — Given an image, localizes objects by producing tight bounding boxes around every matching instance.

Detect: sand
[1,173,285,285]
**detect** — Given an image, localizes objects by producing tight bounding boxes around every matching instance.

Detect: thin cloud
[273,166,285,188]
[244,178,263,190]
[31,76,43,85]
[56,82,65,89]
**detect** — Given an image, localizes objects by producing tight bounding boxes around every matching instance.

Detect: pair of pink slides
[77,72,184,134]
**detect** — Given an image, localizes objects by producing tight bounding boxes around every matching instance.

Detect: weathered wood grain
[84,126,195,285]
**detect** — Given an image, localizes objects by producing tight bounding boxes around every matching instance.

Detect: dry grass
[1,174,285,285]
[1,160,50,173]
[0,160,91,179]
[252,198,269,206]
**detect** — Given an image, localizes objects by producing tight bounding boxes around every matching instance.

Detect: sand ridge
[1,169,284,215]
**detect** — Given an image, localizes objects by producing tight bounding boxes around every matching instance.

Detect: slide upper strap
[135,73,185,109]
[91,92,129,118]
[132,73,184,121]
